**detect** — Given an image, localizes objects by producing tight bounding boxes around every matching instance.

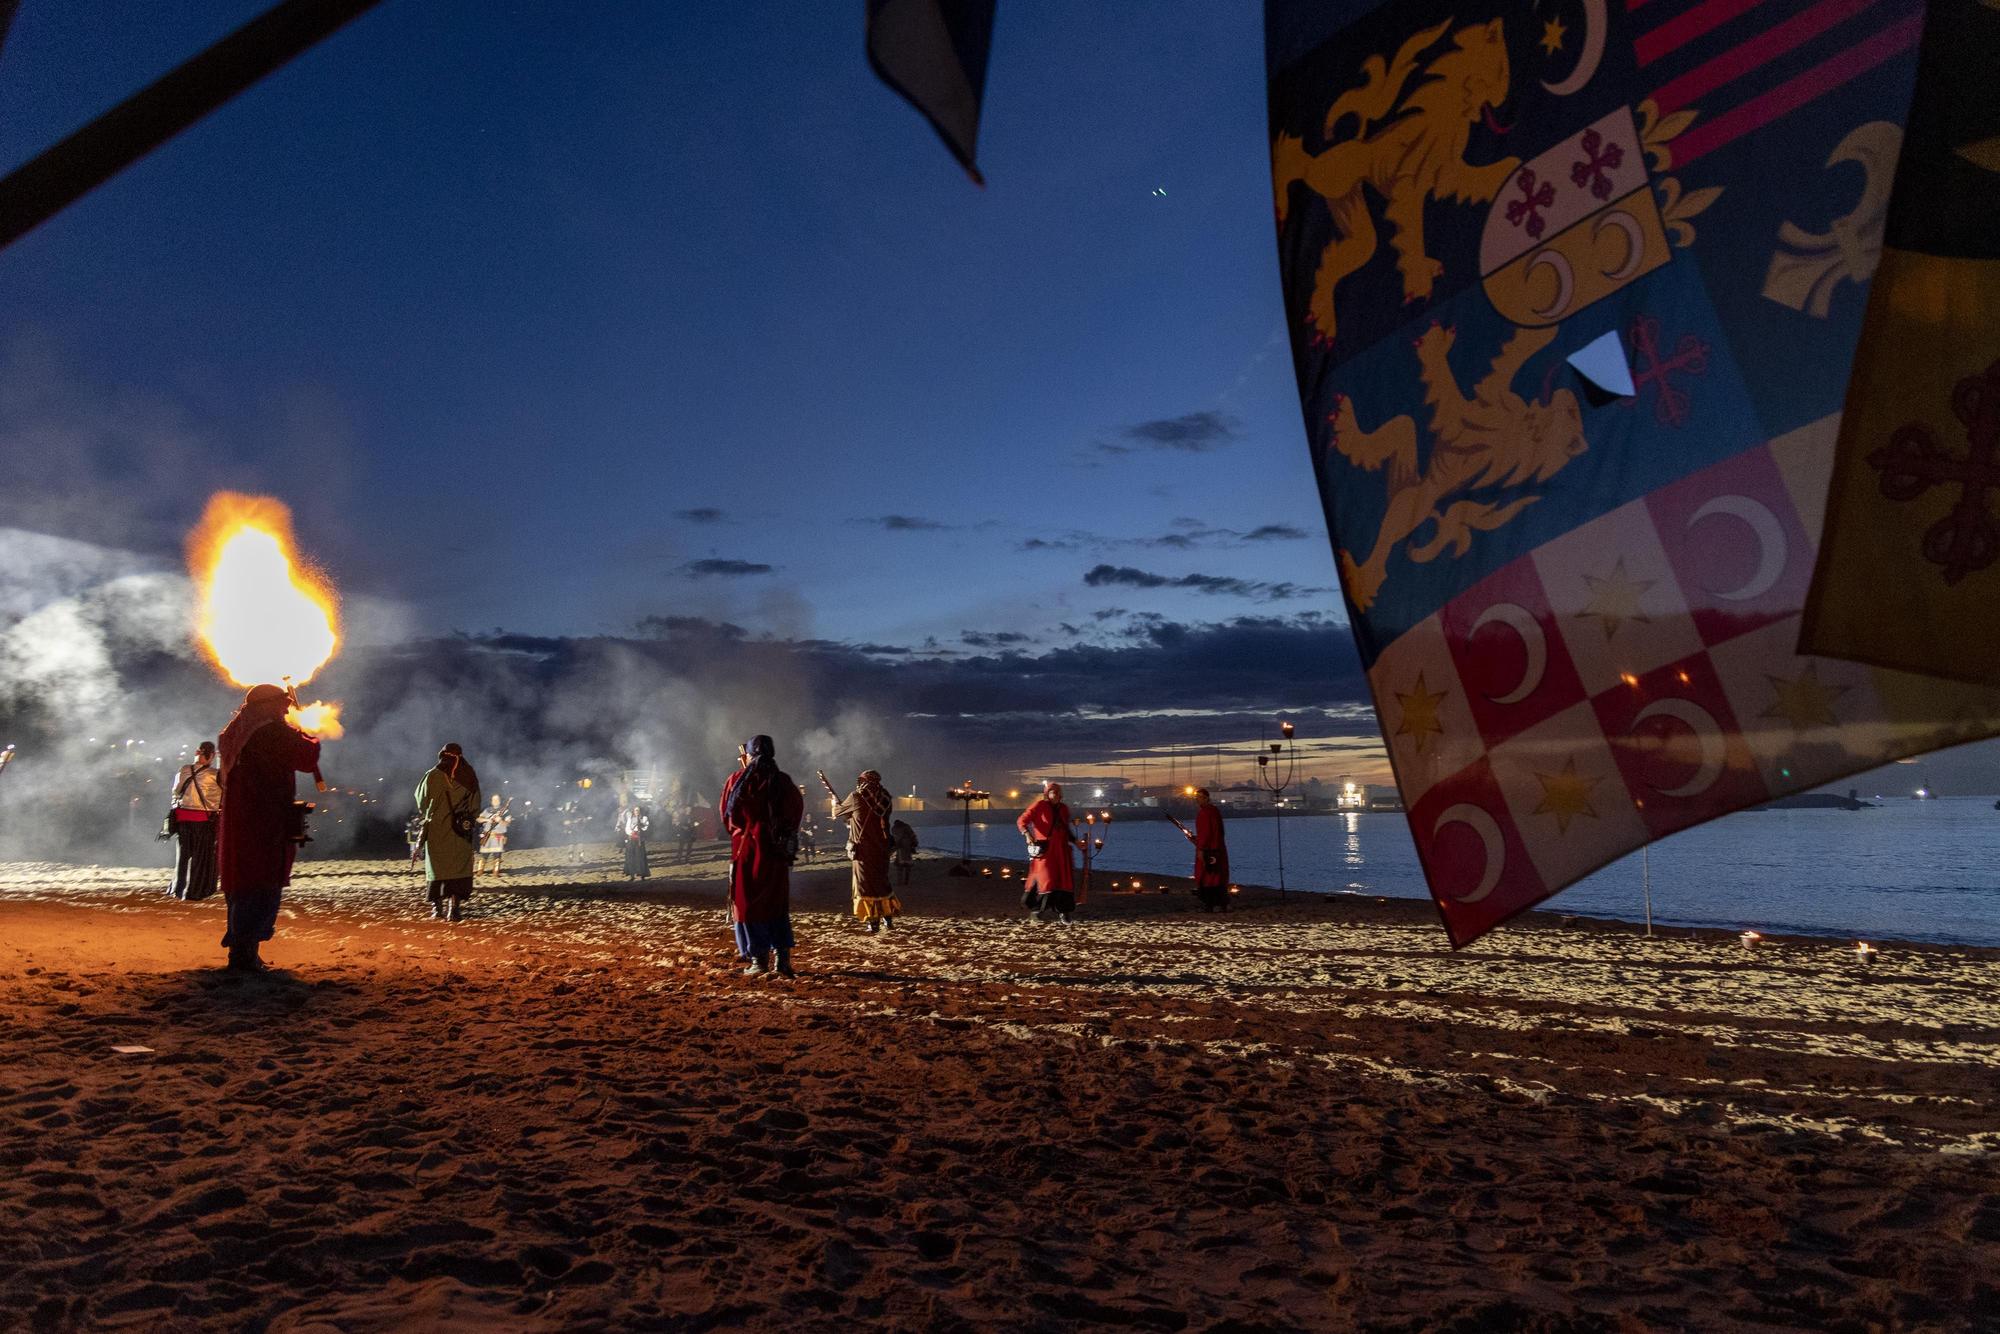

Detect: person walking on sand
[676,800,700,861]
[216,684,323,972]
[828,768,900,933]
[169,740,222,901]
[1190,787,1230,912]
[722,734,804,977]
[891,818,918,887]
[617,799,651,881]
[1017,781,1082,926]
[417,744,481,922]
[476,794,511,878]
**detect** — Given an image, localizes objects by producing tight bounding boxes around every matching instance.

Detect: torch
[1079,809,1107,902]
[1255,719,1298,898]
[945,781,989,876]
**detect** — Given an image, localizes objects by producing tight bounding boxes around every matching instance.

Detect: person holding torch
[1016,781,1082,926]
[215,683,323,973]
[1188,787,1230,912]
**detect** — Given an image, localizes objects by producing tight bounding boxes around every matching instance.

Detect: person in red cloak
[1191,787,1230,912]
[1016,781,1081,925]
[216,683,322,973]
[721,734,804,977]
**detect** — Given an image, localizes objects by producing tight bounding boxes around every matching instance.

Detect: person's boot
[863,920,878,935]
[775,951,796,979]
[744,957,768,977]
[430,902,444,920]
[883,917,895,931]
[448,899,463,923]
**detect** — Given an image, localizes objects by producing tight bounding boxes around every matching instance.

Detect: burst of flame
[187,493,340,688]
[286,701,345,738]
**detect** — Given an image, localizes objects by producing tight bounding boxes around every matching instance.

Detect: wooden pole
[0,0,386,251]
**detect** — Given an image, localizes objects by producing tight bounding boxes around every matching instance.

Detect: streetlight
[1256,720,1299,897]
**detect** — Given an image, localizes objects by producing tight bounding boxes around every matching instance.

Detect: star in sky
[1531,756,1601,834]
[1579,558,1656,641]
[1762,664,1847,731]
[1540,16,1567,55]
[1394,672,1448,755]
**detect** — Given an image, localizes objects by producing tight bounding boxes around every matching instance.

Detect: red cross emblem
[1867,359,2000,585]
[1504,169,1556,239]
[1627,315,1710,428]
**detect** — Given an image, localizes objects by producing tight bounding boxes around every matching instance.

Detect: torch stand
[1256,724,1299,899]
[945,782,988,876]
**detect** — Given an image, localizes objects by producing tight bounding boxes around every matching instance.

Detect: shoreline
[6,842,1992,959]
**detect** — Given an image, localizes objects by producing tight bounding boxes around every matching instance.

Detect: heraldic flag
[1266,0,2000,945]
[1799,0,2000,684]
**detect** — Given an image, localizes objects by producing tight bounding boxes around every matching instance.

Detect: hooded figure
[1016,781,1081,925]
[216,684,322,971]
[721,734,804,976]
[1192,788,1230,912]
[833,768,900,932]
[417,744,481,921]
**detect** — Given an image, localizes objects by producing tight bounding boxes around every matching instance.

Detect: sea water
[955,796,2000,947]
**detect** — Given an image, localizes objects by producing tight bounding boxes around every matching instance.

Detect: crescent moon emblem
[1543,0,1607,96]
[1630,697,1727,798]
[1470,602,1548,706]
[1526,249,1575,320]
[1432,803,1505,903]
[1688,495,1786,601]
[1593,210,1646,282]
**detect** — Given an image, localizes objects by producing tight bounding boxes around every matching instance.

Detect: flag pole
[1642,844,1653,937]
[0,0,386,252]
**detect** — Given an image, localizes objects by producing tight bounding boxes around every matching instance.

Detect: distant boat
[1746,792,1875,811]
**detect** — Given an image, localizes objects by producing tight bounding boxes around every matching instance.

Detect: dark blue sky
[0,0,1336,654]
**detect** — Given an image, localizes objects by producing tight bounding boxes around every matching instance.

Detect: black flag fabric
[866,0,996,184]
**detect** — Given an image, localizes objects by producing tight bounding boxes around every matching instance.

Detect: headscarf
[1043,781,1063,802]
[218,683,290,775]
[436,745,480,796]
[725,734,778,826]
[854,769,891,834]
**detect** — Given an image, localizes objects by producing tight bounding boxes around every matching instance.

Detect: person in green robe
[416,743,481,921]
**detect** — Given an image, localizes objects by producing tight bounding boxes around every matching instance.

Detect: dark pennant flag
[866,0,996,184]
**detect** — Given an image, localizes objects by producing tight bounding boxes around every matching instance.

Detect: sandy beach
[2,845,1997,1331]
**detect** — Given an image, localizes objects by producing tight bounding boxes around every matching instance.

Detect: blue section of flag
[1312,260,1761,660]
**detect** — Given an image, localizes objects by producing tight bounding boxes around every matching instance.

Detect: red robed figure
[1194,802,1228,891]
[218,694,321,896]
[1016,794,1078,895]
[721,765,804,925]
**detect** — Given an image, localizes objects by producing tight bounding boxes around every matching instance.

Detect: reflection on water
[963,798,2000,946]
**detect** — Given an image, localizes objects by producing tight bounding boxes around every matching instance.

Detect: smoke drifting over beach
[0,524,1391,863]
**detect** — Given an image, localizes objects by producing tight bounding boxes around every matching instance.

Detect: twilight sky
[0,1,1336,655]
[6,2,1999,802]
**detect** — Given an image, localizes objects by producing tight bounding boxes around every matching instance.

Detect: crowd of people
[162,683,1231,975]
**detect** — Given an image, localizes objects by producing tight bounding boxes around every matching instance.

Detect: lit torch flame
[286,701,345,739]
[187,493,344,734]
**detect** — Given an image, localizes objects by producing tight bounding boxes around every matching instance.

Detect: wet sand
[2,844,1997,1331]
